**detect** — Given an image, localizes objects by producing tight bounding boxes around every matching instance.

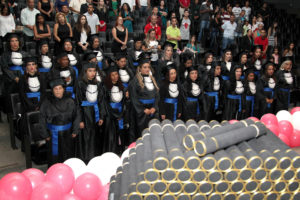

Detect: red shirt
[144,23,162,40]
[254,36,269,58]
[179,0,190,8]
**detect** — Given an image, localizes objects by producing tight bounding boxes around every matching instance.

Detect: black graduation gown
[128,76,159,140]
[88,46,108,73]
[181,80,206,122]
[242,80,257,119]
[103,84,127,153]
[39,94,81,165]
[275,70,293,112]
[251,58,263,77]
[118,65,134,90]
[75,80,105,162]
[256,75,277,117]
[222,79,246,120]
[158,56,180,84]
[127,48,143,74]
[202,72,223,122]
[198,63,212,83]
[221,61,235,81]
[38,53,53,84]
[66,51,82,78]
[159,81,183,122]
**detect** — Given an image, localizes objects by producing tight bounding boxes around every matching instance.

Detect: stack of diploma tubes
[108,119,300,200]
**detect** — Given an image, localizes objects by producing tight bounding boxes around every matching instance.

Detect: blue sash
[227,94,242,112]
[133,62,139,67]
[240,75,245,80]
[97,61,103,70]
[221,75,229,81]
[187,97,200,115]
[66,87,75,99]
[246,95,255,116]
[164,98,178,122]
[264,87,274,108]
[81,101,100,122]
[205,92,219,110]
[26,92,40,102]
[139,98,155,105]
[10,65,24,75]
[122,82,129,88]
[39,68,51,73]
[254,71,260,77]
[72,65,78,78]
[110,102,124,130]
[280,88,290,107]
[47,123,72,156]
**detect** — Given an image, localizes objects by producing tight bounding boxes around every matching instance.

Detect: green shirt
[166,26,181,49]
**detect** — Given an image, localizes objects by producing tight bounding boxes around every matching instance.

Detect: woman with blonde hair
[128,59,159,141]
[53,12,72,55]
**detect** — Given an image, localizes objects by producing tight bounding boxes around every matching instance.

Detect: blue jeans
[198,20,210,42]
[210,29,219,49]
[222,37,235,52]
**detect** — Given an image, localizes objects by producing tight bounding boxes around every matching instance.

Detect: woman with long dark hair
[33,13,51,53]
[251,46,263,77]
[73,15,91,54]
[88,35,108,72]
[120,3,133,33]
[221,49,234,81]
[38,0,54,21]
[97,0,108,32]
[37,40,53,81]
[198,51,213,80]
[62,39,81,78]
[242,68,257,118]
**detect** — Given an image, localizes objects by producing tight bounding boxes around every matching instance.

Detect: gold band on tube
[144,168,160,183]
[183,134,195,151]
[186,156,201,170]
[217,157,233,171]
[128,192,143,200]
[153,156,169,171]
[194,140,207,156]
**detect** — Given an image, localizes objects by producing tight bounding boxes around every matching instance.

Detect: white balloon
[120,148,130,163]
[292,111,300,131]
[276,110,292,122]
[64,158,87,179]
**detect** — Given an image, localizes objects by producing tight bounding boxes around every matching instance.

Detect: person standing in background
[242,0,251,21]
[178,0,190,20]
[69,0,86,22]
[21,0,40,40]
[84,4,100,35]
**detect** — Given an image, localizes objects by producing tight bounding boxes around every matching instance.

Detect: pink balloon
[248,117,260,122]
[291,107,300,115]
[290,130,300,148]
[278,134,291,147]
[266,124,279,136]
[31,181,63,200]
[229,120,239,124]
[63,193,81,200]
[261,113,278,126]
[128,142,136,149]
[278,120,294,138]
[22,168,45,189]
[73,173,103,200]
[97,183,109,200]
[0,172,32,200]
[46,163,75,194]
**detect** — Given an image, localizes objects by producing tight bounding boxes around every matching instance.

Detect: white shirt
[21,7,40,36]
[121,0,136,10]
[80,30,87,44]
[140,0,148,7]
[69,0,86,12]
[84,12,100,34]
[201,1,213,10]
[242,6,251,20]
[0,14,15,37]
[222,21,237,39]
[232,7,242,18]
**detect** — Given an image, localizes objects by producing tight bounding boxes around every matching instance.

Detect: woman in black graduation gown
[76,62,104,162]
[88,35,108,73]
[203,61,223,122]
[198,52,213,80]
[179,53,194,84]
[239,52,250,80]
[115,54,134,90]
[63,38,81,78]
[49,52,77,99]
[103,66,127,153]
[275,58,294,112]
[222,65,245,120]
[128,59,159,140]
[251,46,263,77]
[0,33,25,112]
[256,63,277,117]
[159,65,183,122]
[220,49,234,81]
[181,66,206,122]
[84,51,106,84]
[242,68,257,118]
[127,36,144,74]
[38,41,53,86]
[39,78,80,166]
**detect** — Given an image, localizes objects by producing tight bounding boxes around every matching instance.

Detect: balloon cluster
[0,148,138,200]
[260,107,300,148]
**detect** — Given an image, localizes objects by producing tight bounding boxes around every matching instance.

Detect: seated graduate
[128,35,144,73]
[83,51,106,84]
[37,40,53,76]
[62,38,81,78]
[88,35,108,72]
[39,78,80,166]
[179,52,194,84]
[128,58,159,140]
[222,65,245,120]
[220,49,235,81]
[238,52,250,80]
[49,52,77,99]
[251,45,263,77]
[203,61,223,122]
[102,66,128,153]
[256,62,277,117]
[115,53,134,90]
[181,65,206,122]
[275,57,294,112]
[159,64,183,122]
[198,51,213,80]
[242,68,257,118]
[75,62,105,162]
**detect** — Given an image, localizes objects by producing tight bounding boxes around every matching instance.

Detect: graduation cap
[107,65,118,75]
[139,58,151,66]
[212,61,222,68]
[49,78,65,89]
[23,54,38,65]
[83,62,97,70]
[106,56,116,67]
[162,64,177,77]
[244,68,255,77]
[39,39,49,47]
[115,53,127,61]
[281,56,293,62]
[63,37,73,44]
[56,52,69,60]
[162,41,176,49]
[84,51,97,61]
[187,65,198,73]
[6,32,23,41]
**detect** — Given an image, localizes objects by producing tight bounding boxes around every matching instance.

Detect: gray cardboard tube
[183,182,198,195]
[161,168,177,182]
[252,192,264,200]
[120,163,130,200]
[144,193,159,200]
[273,181,287,193]
[201,154,217,170]
[214,149,232,171]
[239,168,253,181]
[253,168,267,181]
[220,120,230,126]
[209,120,222,129]
[215,181,229,194]
[128,153,137,193]
[208,193,222,200]
[152,180,167,194]
[226,145,248,169]
[279,193,292,200]
[127,192,143,200]
[174,120,188,152]
[230,181,244,193]
[183,120,207,150]
[144,160,159,183]
[198,120,211,131]
[192,170,207,182]
[282,168,296,181]
[198,181,213,195]
[238,193,252,200]
[244,179,258,192]
[167,181,182,195]
[195,122,266,156]
[287,181,300,192]
[177,193,191,200]
[223,192,237,200]
[293,192,300,200]
[185,150,201,170]
[192,193,207,200]
[207,170,223,183]
[237,142,263,169]
[224,169,239,181]
[264,192,278,200]
[177,169,192,182]
[161,193,177,200]
[113,169,123,200]
[259,180,273,192]
[135,142,144,180]
[269,168,282,181]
